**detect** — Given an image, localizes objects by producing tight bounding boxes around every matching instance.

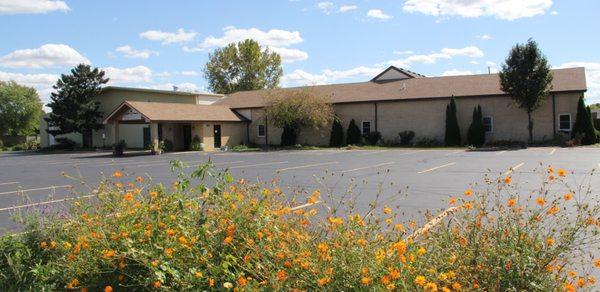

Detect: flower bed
[0,162,599,291]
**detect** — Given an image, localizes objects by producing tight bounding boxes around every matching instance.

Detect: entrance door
[183,125,192,150]
[143,127,151,149]
[213,124,222,149]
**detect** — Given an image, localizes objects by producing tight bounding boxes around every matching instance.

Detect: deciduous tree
[203,39,282,94]
[499,39,553,143]
[0,81,43,136]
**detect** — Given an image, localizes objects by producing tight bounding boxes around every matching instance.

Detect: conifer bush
[445,96,461,146]
[329,118,344,147]
[467,105,485,147]
[346,119,361,145]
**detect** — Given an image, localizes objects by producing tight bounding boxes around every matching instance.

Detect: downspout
[552,93,556,136]
[265,114,269,151]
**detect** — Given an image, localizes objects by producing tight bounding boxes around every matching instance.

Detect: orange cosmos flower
[104,286,113,292]
[112,171,122,178]
[464,189,473,196]
[547,205,559,215]
[153,281,161,288]
[503,176,512,184]
[557,169,567,177]
[452,282,462,290]
[414,276,427,286]
[546,237,555,246]
[223,236,233,245]
[237,276,248,287]
[277,270,287,281]
[536,197,546,206]
[361,277,372,285]
[507,198,516,207]
[564,193,573,201]
[166,229,175,237]
[383,205,392,214]
[165,248,173,258]
[308,190,320,204]
[449,197,457,205]
[136,176,143,183]
[123,192,133,201]
[317,277,331,286]
[595,259,600,268]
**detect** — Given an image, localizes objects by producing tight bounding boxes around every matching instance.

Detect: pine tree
[477,106,486,146]
[346,119,361,145]
[329,118,344,147]
[585,106,599,145]
[45,64,109,147]
[572,96,598,145]
[467,105,485,147]
[445,96,461,146]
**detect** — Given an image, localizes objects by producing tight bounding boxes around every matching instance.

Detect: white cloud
[270,47,309,63]
[115,45,158,59]
[551,10,559,15]
[393,50,414,55]
[180,71,199,76]
[317,1,334,14]
[0,0,69,14]
[184,26,308,63]
[470,60,480,65]
[0,44,89,69]
[0,71,58,104]
[403,0,553,21]
[149,82,202,93]
[557,62,600,103]
[367,9,392,20]
[140,28,196,44]
[441,69,474,76]
[478,34,492,40]
[282,66,382,86]
[103,66,152,84]
[339,5,358,12]
[387,46,484,67]
[486,61,497,66]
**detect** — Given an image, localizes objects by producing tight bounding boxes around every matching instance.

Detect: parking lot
[1,147,599,234]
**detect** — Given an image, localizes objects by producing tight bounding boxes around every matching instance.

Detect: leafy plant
[112,140,126,157]
[162,139,174,152]
[190,136,203,151]
[398,130,415,146]
[364,131,381,145]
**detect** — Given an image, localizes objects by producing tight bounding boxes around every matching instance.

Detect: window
[361,121,371,135]
[482,116,493,133]
[559,114,571,131]
[257,124,266,137]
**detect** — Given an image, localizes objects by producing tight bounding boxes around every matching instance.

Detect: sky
[1,0,599,109]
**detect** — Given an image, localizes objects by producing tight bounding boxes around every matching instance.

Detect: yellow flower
[564,193,573,201]
[452,282,462,290]
[361,277,372,285]
[308,190,320,204]
[40,241,47,249]
[394,224,405,232]
[194,271,203,278]
[547,205,559,215]
[383,205,392,214]
[414,275,427,286]
[503,176,512,184]
[417,247,427,256]
[113,171,122,178]
[557,169,567,177]
[66,278,80,289]
[165,248,173,258]
[424,282,438,291]
[577,277,586,288]
[102,249,116,259]
[223,282,233,289]
[328,217,344,226]
[357,238,367,246]
[464,189,473,196]
[449,197,457,205]
[546,237,554,246]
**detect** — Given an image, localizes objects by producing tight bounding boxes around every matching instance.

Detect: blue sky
[1,0,599,107]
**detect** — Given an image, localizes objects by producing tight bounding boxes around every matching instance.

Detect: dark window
[559,114,571,131]
[257,124,266,137]
[362,121,371,134]
[482,117,493,133]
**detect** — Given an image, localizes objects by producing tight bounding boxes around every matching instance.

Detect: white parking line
[0,194,95,212]
[188,160,245,168]
[341,162,394,174]
[0,185,72,196]
[0,181,19,186]
[503,162,525,175]
[228,161,288,169]
[417,162,456,174]
[356,150,390,156]
[277,161,338,172]
[496,151,507,156]
[445,150,463,156]
[549,148,557,155]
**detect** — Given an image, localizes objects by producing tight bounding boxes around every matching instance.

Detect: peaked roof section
[103,100,247,124]
[215,67,586,109]
[371,66,426,82]
[101,86,224,97]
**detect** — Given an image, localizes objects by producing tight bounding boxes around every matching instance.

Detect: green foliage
[53,138,77,150]
[190,136,203,151]
[203,39,282,94]
[572,97,598,145]
[162,139,174,152]
[346,119,361,145]
[265,89,334,146]
[45,64,108,147]
[329,118,344,147]
[444,96,461,146]
[0,81,44,136]
[398,130,415,146]
[499,39,553,143]
[415,137,443,147]
[364,131,382,145]
[467,105,486,147]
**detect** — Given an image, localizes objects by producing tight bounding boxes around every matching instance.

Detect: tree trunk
[527,111,534,143]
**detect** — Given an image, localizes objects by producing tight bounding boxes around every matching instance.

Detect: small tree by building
[445,96,461,146]
[467,105,485,147]
[264,89,334,146]
[45,64,109,147]
[572,96,598,145]
[329,117,344,147]
[346,119,361,145]
[499,39,553,143]
[0,81,43,136]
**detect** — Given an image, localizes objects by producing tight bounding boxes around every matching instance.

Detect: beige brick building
[40,66,587,151]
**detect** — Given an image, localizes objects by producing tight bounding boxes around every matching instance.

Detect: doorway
[143,127,151,149]
[213,124,221,149]
[183,125,192,150]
